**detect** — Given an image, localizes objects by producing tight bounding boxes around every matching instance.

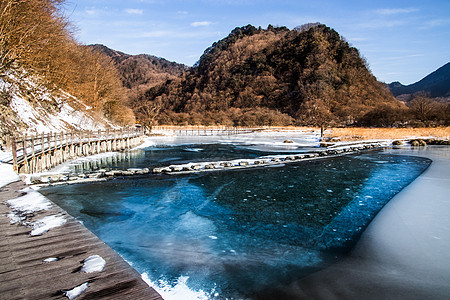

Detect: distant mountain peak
[87,44,189,91]
[388,62,450,98]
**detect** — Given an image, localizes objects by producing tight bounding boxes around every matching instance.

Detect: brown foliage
[0,0,134,125]
[135,24,400,127]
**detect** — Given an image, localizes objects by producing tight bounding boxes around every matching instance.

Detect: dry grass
[152,125,450,141]
[323,127,450,141]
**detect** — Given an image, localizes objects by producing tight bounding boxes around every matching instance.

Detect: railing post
[41,133,44,153]
[23,134,28,173]
[12,136,17,172]
[31,134,35,157]
[48,131,52,150]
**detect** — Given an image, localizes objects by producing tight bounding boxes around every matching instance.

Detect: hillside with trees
[88,44,189,109]
[133,24,402,128]
[0,0,133,137]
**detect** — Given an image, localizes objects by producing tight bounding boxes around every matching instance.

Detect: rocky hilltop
[128,24,400,127]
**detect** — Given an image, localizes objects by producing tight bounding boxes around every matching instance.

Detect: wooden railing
[9,128,144,174]
[151,126,260,136]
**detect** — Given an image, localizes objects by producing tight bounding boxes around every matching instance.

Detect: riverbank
[1,129,449,299]
[266,145,450,299]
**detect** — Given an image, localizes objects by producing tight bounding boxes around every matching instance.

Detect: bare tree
[136,97,163,132]
[408,92,438,124]
[298,99,334,137]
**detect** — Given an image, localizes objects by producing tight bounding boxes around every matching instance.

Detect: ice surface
[139,129,321,152]
[30,215,66,236]
[141,273,210,300]
[65,282,89,300]
[80,255,106,273]
[40,140,432,299]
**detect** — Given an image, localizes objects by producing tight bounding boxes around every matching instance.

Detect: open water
[40,144,431,299]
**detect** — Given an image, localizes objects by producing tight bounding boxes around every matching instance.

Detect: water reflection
[69,144,283,174]
[68,150,147,173]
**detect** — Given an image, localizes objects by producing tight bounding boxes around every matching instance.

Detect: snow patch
[80,255,106,273]
[65,282,89,300]
[0,162,20,188]
[2,68,117,134]
[6,189,52,217]
[133,138,156,149]
[43,257,59,263]
[141,273,210,300]
[30,215,66,236]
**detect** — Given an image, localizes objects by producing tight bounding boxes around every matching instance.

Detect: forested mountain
[388,62,450,99]
[134,24,400,127]
[88,44,189,93]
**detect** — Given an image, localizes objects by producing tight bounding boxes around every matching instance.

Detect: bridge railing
[151,126,261,136]
[9,127,144,174]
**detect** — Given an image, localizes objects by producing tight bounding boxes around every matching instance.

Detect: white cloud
[375,8,418,15]
[359,20,407,29]
[420,19,450,29]
[191,21,212,27]
[85,8,97,16]
[125,8,144,15]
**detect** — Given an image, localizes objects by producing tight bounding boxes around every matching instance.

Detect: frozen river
[39,134,432,299]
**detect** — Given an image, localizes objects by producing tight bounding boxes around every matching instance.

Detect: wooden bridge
[6,126,261,174]
[151,126,260,136]
[8,128,145,174]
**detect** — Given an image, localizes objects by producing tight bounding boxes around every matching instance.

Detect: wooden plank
[0,181,162,300]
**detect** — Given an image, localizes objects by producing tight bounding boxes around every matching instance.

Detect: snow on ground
[6,188,52,223]
[30,214,66,236]
[281,146,450,298]
[1,70,117,134]
[8,90,111,133]
[65,282,89,300]
[80,255,106,273]
[0,162,19,188]
[3,180,67,236]
[43,257,59,263]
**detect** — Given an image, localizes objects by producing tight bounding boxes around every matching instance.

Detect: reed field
[152,125,450,142]
[323,127,450,141]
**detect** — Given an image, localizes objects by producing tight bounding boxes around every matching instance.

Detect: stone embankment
[152,142,385,175]
[26,142,387,186]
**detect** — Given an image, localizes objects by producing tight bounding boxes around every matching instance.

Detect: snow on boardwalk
[0,180,162,300]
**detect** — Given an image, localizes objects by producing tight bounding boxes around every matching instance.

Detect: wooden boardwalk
[0,180,162,300]
[7,128,144,174]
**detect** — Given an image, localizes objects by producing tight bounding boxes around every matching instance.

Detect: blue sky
[65,0,450,84]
